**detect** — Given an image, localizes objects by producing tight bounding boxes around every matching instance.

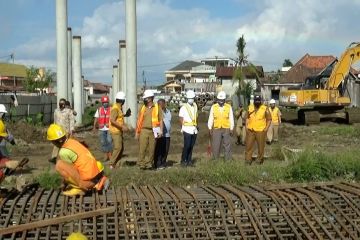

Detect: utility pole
[10,53,15,88]
[142,70,146,90]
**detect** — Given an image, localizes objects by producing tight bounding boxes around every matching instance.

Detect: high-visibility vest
[136,103,160,134]
[213,103,231,129]
[97,106,111,129]
[183,103,198,126]
[109,103,124,134]
[269,107,280,125]
[247,104,267,131]
[62,138,100,181]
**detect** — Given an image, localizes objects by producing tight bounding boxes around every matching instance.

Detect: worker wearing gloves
[0,104,16,157]
[235,103,246,145]
[135,90,163,170]
[179,90,198,167]
[109,92,131,169]
[47,124,109,196]
[245,94,271,165]
[208,91,234,160]
[267,99,282,143]
[93,96,113,162]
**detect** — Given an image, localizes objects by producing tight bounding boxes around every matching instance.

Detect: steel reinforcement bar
[1,182,360,239]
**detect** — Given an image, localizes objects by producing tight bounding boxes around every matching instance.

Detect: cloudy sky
[0,0,359,85]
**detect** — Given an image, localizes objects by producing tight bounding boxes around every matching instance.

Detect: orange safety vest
[183,103,198,126]
[97,106,111,129]
[62,138,100,181]
[269,107,280,125]
[247,104,267,131]
[213,103,231,129]
[109,103,124,134]
[136,103,160,134]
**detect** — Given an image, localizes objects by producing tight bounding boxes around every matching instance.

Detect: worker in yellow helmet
[66,232,88,240]
[47,124,109,196]
[208,91,234,160]
[245,94,271,165]
[267,99,282,144]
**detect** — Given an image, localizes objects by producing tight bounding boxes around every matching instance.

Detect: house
[165,60,202,83]
[0,63,27,91]
[84,80,111,95]
[201,57,236,67]
[216,66,264,96]
[190,64,216,83]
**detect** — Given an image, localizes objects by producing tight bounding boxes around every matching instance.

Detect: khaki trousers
[212,128,232,160]
[235,125,246,144]
[245,130,266,163]
[110,133,123,166]
[138,129,156,168]
[267,124,279,142]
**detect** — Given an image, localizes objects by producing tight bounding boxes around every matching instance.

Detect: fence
[0,95,57,125]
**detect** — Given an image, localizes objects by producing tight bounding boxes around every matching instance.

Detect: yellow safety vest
[136,103,161,134]
[247,104,267,131]
[183,103,198,126]
[269,107,280,125]
[213,103,231,129]
[109,103,124,134]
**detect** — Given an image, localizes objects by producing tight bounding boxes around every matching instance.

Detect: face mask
[188,99,194,105]
[254,101,261,107]
[59,103,65,109]
[218,101,225,106]
[143,99,148,105]
[103,103,109,108]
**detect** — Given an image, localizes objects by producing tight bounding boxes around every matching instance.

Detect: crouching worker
[47,124,109,196]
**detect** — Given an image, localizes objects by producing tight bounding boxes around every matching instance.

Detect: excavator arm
[326,42,360,89]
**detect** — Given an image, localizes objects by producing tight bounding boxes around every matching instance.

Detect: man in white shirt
[179,90,198,167]
[208,91,234,160]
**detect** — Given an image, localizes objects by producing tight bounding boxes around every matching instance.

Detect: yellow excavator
[279,42,360,124]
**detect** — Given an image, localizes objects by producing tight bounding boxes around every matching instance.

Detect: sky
[0,0,359,85]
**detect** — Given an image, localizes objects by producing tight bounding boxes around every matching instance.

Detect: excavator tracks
[1,182,360,239]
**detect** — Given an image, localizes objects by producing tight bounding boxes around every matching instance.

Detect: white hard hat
[186,90,195,99]
[143,89,154,99]
[115,91,126,100]
[0,104,7,113]
[269,99,276,104]
[217,91,226,100]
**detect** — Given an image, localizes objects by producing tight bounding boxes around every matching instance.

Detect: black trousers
[154,137,171,168]
[181,132,197,165]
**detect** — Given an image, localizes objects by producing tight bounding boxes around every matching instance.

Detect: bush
[35,171,62,189]
[82,106,98,126]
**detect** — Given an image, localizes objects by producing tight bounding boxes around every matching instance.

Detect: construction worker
[136,90,163,170]
[245,94,271,165]
[109,92,131,169]
[93,96,113,162]
[235,103,246,145]
[50,98,75,163]
[267,99,282,143]
[65,101,77,116]
[208,91,234,160]
[154,99,171,170]
[0,104,16,157]
[179,90,198,167]
[47,124,109,196]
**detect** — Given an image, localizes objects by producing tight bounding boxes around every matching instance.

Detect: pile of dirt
[7,120,47,144]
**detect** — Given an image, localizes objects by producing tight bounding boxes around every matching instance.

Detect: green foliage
[35,171,62,189]
[283,59,293,67]
[24,66,54,93]
[83,106,98,126]
[317,125,360,137]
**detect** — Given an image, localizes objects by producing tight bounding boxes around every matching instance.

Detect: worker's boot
[62,187,85,196]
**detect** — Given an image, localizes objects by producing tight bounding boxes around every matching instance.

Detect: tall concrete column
[112,65,119,102]
[56,0,68,102]
[125,0,138,128]
[72,36,82,125]
[119,40,126,92]
[67,27,73,105]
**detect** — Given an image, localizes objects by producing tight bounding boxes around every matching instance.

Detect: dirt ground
[3,112,360,188]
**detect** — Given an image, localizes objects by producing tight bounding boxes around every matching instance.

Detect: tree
[282,59,293,67]
[233,35,259,106]
[24,66,54,93]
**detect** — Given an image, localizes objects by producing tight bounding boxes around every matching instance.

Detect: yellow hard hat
[47,123,66,141]
[0,120,8,137]
[97,161,104,172]
[66,232,88,240]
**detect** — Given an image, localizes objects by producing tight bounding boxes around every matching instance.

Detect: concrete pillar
[109,87,113,103]
[56,0,68,102]
[67,27,73,105]
[119,40,126,92]
[112,65,119,102]
[72,36,82,125]
[125,0,137,128]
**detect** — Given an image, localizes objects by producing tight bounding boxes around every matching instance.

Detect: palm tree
[233,35,259,107]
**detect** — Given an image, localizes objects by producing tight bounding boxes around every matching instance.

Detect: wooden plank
[0,207,115,236]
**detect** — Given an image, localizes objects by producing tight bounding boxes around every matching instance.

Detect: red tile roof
[216,66,264,78]
[280,54,336,83]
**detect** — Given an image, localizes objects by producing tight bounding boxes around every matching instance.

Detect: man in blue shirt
[154,99,171,170]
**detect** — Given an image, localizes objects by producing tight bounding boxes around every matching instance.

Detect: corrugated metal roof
[0,63,27,78]
[168,60,202,71]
